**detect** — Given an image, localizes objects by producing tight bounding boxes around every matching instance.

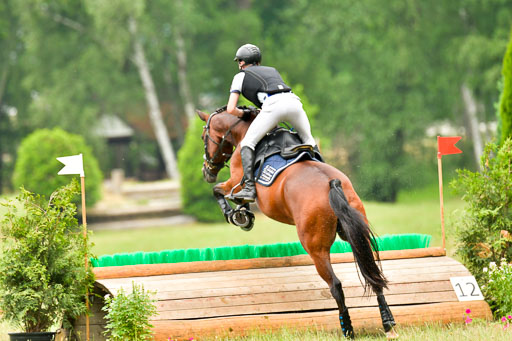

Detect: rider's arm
[227,72,246,119]
[227,92,244,118]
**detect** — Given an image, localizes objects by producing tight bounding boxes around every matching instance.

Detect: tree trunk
[0,64,8,106]
[174,2,195,122]
[129,17,179,179]
[162,54,185,143]
[0,66,9,193]
[461,83,483,170]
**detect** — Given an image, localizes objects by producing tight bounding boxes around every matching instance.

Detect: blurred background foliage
[13,128,103,206]
[1,0,511,202]
[178,115,231,222]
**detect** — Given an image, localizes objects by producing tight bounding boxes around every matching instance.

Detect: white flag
[57,154,85,177]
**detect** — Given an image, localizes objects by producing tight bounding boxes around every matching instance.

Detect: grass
[197,320,511,340]
[90,185,464,257]
[0,320,510,341]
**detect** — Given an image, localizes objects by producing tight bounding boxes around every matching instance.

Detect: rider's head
[234,44,261,69]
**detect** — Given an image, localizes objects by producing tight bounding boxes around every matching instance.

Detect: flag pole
[436,136,462,254]
[437,152,446,251]
[56,153,89,340]
[80,176,90,341]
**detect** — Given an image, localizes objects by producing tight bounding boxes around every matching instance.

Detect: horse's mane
[209,105,258,131]
[212,105,227,115]
[210,105,247,126]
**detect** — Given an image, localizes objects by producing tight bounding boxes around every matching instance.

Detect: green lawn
[90,186,464,257]
[200,320,511,341]
[1,320,510,341]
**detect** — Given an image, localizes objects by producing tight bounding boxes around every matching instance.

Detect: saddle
[253,127,323,186]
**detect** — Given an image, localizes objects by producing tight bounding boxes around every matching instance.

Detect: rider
[227,43,318,203]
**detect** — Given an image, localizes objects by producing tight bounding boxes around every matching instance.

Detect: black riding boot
[232,147,256,203]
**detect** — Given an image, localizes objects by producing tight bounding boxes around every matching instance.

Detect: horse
[197,107,398,339]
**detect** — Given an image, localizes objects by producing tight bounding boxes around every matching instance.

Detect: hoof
[385,328,399,339]
[342,328,355,339]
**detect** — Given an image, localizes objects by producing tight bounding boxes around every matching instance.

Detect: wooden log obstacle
[73,246,491,340]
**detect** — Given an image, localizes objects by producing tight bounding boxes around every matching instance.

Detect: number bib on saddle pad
[253,127,322,187]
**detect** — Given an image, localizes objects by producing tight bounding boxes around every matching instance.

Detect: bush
[178,116,230,222]
[451,138,512,282]
[13,128,103,207]
[102,282,157,341]
[481,260,512,318]
[0,180,94,332]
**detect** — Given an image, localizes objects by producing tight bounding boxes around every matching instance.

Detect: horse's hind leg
[306,248,355,339]
[374,288,399,339]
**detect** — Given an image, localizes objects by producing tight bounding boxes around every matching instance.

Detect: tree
[79,0,180,179]
[128,15,179,179]
[498,29,512,143]
[13,0,180,179]
[0,0,30,193]
[5,0,511,199]
[13,1,133,138]
[265,1,452,200]
[261,0,511,201]
[451,1,512,166]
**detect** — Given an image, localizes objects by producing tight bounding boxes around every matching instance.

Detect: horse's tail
[328,178,388,294]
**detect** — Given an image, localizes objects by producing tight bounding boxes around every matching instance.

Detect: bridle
[202,107,244,177]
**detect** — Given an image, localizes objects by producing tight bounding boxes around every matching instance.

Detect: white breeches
[240,92,316,150]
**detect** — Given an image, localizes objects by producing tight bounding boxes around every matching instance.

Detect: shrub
[451,139,512,282]
[481,260,512,318]
[0,180,94,332]
[178,115,230,222]
[102,282,157,341]
[13,128,103,207]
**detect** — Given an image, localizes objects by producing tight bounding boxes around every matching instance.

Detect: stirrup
[231,188,256,203]
[225,183,250,204]
[225,180,256,204]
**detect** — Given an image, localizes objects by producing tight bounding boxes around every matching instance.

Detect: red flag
[437,136,462,158]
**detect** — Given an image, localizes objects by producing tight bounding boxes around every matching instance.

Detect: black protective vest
[241,66,292,108]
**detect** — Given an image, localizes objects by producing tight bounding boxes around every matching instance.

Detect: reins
[202,106,244,175]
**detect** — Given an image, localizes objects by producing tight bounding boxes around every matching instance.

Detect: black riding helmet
[234,44,261,64]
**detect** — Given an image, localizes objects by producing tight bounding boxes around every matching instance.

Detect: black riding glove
[240,108,254,121]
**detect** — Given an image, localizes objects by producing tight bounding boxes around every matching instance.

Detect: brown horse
[197,108,398,339]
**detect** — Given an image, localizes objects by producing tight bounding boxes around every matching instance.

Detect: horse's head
[197,108,241,183]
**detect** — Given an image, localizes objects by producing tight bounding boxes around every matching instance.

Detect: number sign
[449,276,484,301]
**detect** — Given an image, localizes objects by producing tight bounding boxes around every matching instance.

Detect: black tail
[328,179,388,294]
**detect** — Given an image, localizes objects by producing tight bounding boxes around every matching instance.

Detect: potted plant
[0,180,94,341]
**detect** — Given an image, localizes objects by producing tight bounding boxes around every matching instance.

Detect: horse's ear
[196,110,209,122]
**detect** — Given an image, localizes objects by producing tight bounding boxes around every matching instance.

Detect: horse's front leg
[213,182,234,222]
[210,148,249,221]
[212,175,242,220]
